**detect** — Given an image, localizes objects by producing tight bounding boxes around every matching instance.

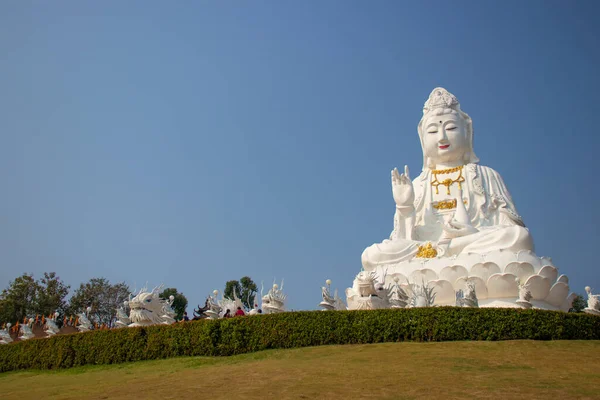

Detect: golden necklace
[431,165,465,195]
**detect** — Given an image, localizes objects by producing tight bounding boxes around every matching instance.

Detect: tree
[224,276,257,310]
[67,278,131,326]
[569,294,586,313]
[0,274,39,324]
[35,272,70,317]
[159,288,188,320]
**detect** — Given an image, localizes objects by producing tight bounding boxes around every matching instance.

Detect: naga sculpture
[348,87,575,310]
[193,298,211,320]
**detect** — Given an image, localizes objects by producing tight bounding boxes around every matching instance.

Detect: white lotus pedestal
[346,249,574,311]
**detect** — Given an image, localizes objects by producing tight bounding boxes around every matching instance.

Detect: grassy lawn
[1,340,599,400]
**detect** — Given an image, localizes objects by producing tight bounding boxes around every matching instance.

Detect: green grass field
[1,340,599,400]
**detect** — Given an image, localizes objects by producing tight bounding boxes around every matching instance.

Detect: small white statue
[204,290,222,319]
[18,319,35,341]
[77,312,93,332]
[0,323,13,344]
[319,279,346,311]
[44,312,60,337]
[456,281,478,308]
[346,270,390,310]
[516,281,533,309]
[262,280,287,314]
[115,303,131,328]
[160,295,177,325]
[387,277,409,309]
[355,271,378,297]
[584,286,600,316]
[408,281,436,308]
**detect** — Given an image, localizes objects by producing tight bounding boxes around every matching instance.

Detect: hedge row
[1,307,599,372]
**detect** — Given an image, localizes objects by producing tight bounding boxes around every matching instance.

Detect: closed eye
[446,126,457,131]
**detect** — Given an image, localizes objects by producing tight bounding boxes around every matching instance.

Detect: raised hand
[391,165,414,208]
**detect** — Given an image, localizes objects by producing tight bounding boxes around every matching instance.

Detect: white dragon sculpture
[128,285,177,327]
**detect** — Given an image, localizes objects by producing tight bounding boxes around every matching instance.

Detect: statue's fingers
[404,165,410,180]
[391,169,397,185]
[392,167,400,184]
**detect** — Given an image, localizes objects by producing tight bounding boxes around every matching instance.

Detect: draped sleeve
[473,165,525,227]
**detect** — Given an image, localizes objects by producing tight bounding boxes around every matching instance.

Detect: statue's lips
[439,144,450,149]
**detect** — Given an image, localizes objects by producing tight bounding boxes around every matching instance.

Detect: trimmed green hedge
[1,308,599,372]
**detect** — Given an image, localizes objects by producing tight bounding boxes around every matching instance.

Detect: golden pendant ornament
[431,165,465,195]
[416,242,438,259]
[432,199,468,210]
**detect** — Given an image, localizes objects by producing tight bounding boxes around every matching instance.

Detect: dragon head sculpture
[128,286,173,327]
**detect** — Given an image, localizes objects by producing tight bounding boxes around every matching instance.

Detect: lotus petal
[504,262,535,282]
[481,249,519,269]
[471,262,501,282]
[487,273,518,298]
[540,256,554,267]
[560,292,577,312]
[409,268,438,283]
[455,276,488,299]
[428,280,455,305]
[538,265,558,283]
[556,274,569,284]
[440,265,468,285]
[524,275,551,300]
[545,282,570,307]
[516,250,543,268]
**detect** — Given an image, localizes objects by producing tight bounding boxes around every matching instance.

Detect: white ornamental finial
[423,87,459,115]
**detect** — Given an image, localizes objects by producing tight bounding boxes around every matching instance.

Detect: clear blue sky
[1,1,598,311]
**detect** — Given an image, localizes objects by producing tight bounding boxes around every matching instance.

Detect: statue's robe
[361,164,534,270]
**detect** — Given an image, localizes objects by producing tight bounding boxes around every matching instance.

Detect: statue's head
[417,88,479,170]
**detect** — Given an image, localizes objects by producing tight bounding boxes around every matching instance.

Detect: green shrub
[1,308,598,372]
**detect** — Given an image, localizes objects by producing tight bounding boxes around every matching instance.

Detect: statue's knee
[508,225,535,249]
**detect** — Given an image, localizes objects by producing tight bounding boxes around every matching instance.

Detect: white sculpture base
[347,250,574,311]
[584,308,600,316]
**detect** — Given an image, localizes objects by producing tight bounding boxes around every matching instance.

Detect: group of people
[223,307,253,318]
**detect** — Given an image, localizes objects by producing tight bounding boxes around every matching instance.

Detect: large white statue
[348,88,574,310]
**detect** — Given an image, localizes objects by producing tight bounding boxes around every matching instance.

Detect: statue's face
[422,112,468,166]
